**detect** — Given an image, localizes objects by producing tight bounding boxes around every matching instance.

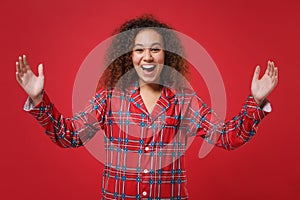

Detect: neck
[138,81,162,93]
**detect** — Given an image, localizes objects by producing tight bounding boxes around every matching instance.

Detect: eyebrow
[133,42,163,47]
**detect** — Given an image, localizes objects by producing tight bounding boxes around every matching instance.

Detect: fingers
[267,60,278,85]
[265,60,276,77]
[15,60,24,83]
[15,69,22,84]
[273,64,278,85]
[23,54,28,65]
[274,66,278,78]
[257,60,278,84]
[38,63,44,77]
[252,65,260,81]
[269,60,276,78]
[18,54,31,71]
[18,55,27,73]
[16,55,29,84]
[274,67,278,85]
[16,61,21,74]
[266,60,271,76]
[18,56,25,73]
[270,61,275,77]
[23,54,30,70]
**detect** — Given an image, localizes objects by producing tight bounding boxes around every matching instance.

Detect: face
[132,29,165,86]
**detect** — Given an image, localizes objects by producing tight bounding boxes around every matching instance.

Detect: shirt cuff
[23,90,46,111]
[262,101,272,112]
[245,95,271,121]
[24,96,37,111]
[23,91,52,118]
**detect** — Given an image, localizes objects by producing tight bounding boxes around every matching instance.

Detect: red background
[1,0,299,199]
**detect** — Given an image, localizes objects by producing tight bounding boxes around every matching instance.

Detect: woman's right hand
[16,55,44,105]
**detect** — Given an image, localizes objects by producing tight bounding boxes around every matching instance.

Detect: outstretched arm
[251,60,278,106]
[190,61,279,150]
[16,55,106,148]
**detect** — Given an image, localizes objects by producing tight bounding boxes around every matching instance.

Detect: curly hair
[97,14,189,90]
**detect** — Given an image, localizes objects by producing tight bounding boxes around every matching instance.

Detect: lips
[141,64,156,72]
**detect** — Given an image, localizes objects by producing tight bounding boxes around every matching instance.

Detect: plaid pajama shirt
[25,83,269,199]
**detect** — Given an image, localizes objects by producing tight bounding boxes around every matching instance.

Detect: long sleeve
[188,95,270,150]
[24,90,108,148]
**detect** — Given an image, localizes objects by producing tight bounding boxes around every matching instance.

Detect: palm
[251,61,278,105]
[16,55,44,101]
[20,68,44,97]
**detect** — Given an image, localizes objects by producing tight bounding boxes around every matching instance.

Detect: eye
[133,48,144,53]
[151,48,161,53]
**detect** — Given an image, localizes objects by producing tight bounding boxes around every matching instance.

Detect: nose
[143,49,153,62]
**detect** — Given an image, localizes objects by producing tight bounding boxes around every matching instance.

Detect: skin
[16,55,44,105]
[131,29,165,113]
[251,61,278,106]
[15,31,278,108]
[132,29,165,85]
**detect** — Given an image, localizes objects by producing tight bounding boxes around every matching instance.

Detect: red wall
[1,0,299,199]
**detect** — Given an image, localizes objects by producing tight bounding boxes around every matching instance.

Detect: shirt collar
[125,81,176,99]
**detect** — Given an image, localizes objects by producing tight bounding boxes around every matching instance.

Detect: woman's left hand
[251,60,278,106]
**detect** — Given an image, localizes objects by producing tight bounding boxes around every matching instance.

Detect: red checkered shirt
[25,84,269,200]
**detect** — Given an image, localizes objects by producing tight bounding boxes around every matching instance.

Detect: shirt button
[143,169,149,173]
[145,146,150,151]
[142,191,147,196]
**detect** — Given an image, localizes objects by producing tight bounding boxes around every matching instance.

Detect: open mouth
[141,65,156,72]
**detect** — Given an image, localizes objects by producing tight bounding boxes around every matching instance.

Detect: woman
[16,15,278,199]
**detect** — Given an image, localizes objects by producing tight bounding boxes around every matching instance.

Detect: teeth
[142,65,155,69]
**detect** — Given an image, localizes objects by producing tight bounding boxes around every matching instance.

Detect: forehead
[134,29,163,46]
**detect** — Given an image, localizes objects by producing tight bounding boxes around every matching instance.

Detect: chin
[139,77,161,85]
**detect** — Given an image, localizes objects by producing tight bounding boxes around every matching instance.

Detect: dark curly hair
[97,14,189,90]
